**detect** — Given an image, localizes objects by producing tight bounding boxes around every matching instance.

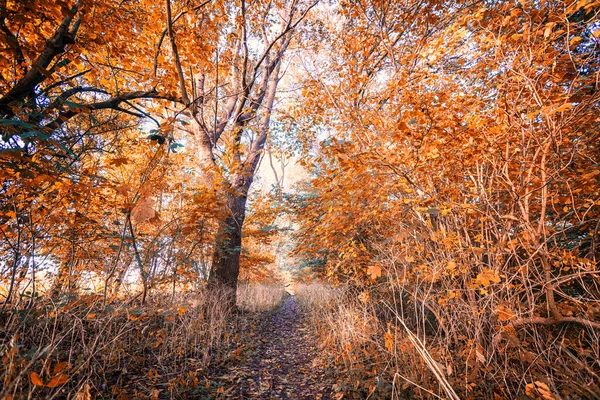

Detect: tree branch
[0,4,83,116]
[47,87,109,109]
[511,316,600,330]
[165,0,190,105]
[153,0,212,77]
[44,90,179,131]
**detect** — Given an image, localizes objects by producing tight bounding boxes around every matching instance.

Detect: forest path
[215,295,335,399]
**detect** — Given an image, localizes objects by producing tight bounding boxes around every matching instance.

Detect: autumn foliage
[2,0,600,398]
[291,0,600,398]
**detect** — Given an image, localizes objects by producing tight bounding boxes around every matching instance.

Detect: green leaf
[0,119,35,129]
[49,139,78,158]
[19,131,50,140]
[170,142,184,151]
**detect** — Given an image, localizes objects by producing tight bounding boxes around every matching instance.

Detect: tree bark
[208,191,248,305]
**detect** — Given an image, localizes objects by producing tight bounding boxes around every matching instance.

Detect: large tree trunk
[208,191,248,306]
[167,1,296,306]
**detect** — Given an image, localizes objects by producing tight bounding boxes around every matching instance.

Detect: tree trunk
[208,191,248,306]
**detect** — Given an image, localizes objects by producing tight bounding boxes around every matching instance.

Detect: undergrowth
[0,284,284,399]
[296,282,600,399]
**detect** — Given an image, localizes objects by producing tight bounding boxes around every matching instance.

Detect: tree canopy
[2,0,600,398]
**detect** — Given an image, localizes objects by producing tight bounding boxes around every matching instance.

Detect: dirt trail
[216,295,335,399]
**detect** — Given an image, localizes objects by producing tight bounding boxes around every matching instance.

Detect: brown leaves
[75,384,92,400]
[131,197,158,223]
[384,329,394,352]
[115,183,131,196]
[358,291,370,303]
[110,157,130,167]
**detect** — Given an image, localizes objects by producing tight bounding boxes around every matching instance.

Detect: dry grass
[297,269,600,399]
[294,282,337,309]
[236,283,285,312]
[0,285,282,399]
[295,283,396,396]
[296,283,477,399]
[297,283,379,351]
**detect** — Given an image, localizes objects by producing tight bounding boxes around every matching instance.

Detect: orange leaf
[46,374,69,388]
[525,381,556,400]
[384,330,394,352]
[495,305,516,322]
[54,361,69,374]
[131,198,156,223]
[30,371,44,386]
[476,268,501,287]
[115,184,131,196]
[367,265,382,280]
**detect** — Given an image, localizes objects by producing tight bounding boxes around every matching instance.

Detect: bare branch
[165,0,190,106]
[44,90,179,131]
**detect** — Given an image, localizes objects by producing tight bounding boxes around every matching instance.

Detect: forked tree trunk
[167,1,298,306]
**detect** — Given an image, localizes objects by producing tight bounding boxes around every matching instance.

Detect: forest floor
[212,294,337,399]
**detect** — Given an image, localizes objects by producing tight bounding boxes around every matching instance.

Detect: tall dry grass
[297,263,600,399]
[295,282,498,399]
[236,283,285,312]
[295,283,398,396]
[0,283,284,399]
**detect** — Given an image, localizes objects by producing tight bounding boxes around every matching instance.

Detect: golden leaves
[552,103,574,113]
[525,381,558,400]
[438,290,460,306]
[366,265,382,280]
[543,22,555,39]
[475,269,501,287]
[494,305,516,322]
